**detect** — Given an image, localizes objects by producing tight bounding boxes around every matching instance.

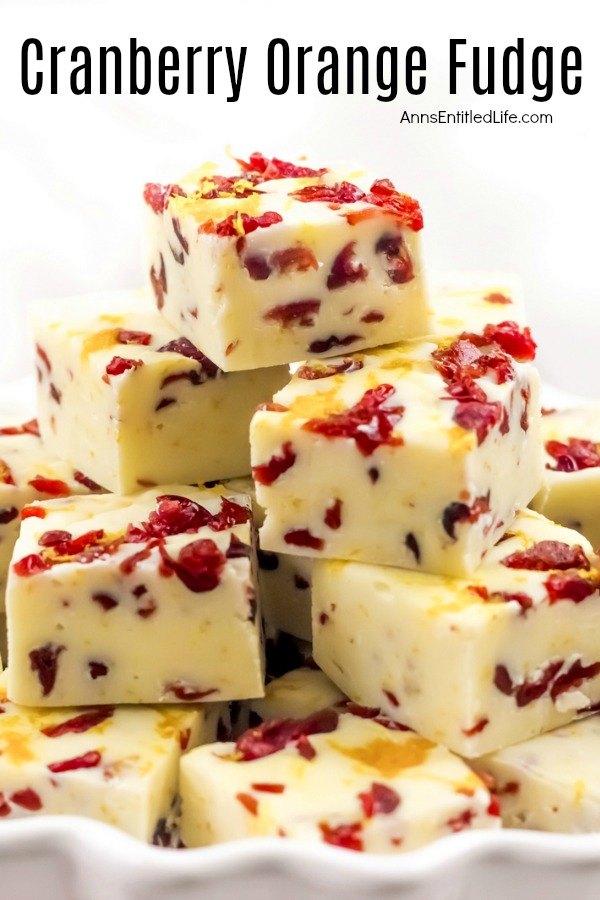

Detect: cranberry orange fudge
[223,477,312,641]
[248,667,345,725]
[32,290,288,493]
[313,510,600,757]
[531,406,600,549]
[0,672,213,842]
[0,416,102,605]
[251,322,542,577]
[144,152,428,371]
[473,713,600,833]
[180,705,500,852]
[6,486,264,706]
[429,273,527,337]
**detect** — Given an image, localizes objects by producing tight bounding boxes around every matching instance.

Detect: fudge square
[474,713,600,833]
[0,672,213,842]
[251,321,542,577]
[313,510,600,757]
[0,416,103,604]
[429,272,527,338]
[32,289,289,494]
[180,704,499,852]
[6,486,264,706]
[531,406,600,549]
[144,152,428,371]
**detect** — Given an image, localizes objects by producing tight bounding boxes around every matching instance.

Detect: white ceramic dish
[1,377,599,899]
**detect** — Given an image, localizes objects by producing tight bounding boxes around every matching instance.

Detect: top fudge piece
[531,406,600,549]
[251,321,542,577]
[0,416,102,604]
[32,290,288,493]
[144,152,428,371]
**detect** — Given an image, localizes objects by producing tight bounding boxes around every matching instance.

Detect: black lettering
[130,38,151,94]
[70,46,91,95]
[347,46,368,94]
[226,47,246,102]
[159,47,179,94]
[561,46,582,95]
[406,46,426,95]
[449,38,466,94]
[376,46,397,102]
[268,38,289,95]
[317,46,338,95]
[99,46,122,94]
[532,46,553,101]
[21,38,43,94]
[502,38,524,96]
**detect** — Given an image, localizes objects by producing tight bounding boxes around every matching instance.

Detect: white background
[1,0,597,395]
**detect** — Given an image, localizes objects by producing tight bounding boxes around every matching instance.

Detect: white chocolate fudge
[32,290,289,493]
[0,672,212,842]
[249,667,345,724]
[251,322,542,577]
[180,705,499,852]
[7,486,264,706]
[531,406,600,549]
[313,510,600,756]
[223,477,312,641]
[144,153,428,371]
[474,713,600,832]
[0,416,102,605]
[429,273,527,337]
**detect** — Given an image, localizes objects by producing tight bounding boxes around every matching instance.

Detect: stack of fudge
[1,153,600,851]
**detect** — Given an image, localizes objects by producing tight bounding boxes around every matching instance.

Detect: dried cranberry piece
[485,292,512,305]
[324,499,342,530]
[545,438,600,472]
[157,337,221,381]
[210,497,251,531]
[36,344,52,373]
[226,534,251,559]
[0,459,15,485]
[308,334,362,354]
[73,471,103,492]
[172,216,189,254]
[461,718,489,737]
[284,529,324,551]
[290,182,365,204]
[303,384,404,457]
[201,211,283,237]
[361,310,385,323]
[13,554,51,577]
[482,321,537,362]
[159,539,226,592]
[88,662,109,679]
[320,821,363,852]
[297,358,364,380]
[0,795,10,817]
[375,233,414,284]
[92,592,118,611]
[42,708,114,737]
[545,573,597,604]
[263,299,321,328]
[236,708,339,761]
[236,792,259,816]
[117,330,152,346]
[454,401,503,445]
[21,506,46,520]
[358,783,401,817]
[164,682,217,701]
[104,356,143,378]
[150,253,167,310]
[447,810,475,833]
[271,246,318,273]
[252,442,297,486]
[28,476,71,497]
[143,494,213,537]
[550,659,600,701]
[143,182,186,214]
[237,153,327,181]
[442,494,490,540]
[29,643,65,696]
[493,591,534,614]
[0,507,18,524]
[494,661,564,707]
[327,242,368,290]
[10,788,42,811]
[48,751,102,773]
[0,419,40,437]
[295,574,310,590]
[258,549,279,571]
[251,782,285,794]
[502,541,590,572]
[243,254,271,280]
[405,532,420,563]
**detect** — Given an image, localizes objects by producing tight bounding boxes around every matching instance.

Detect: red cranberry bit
[236,792,259,816]
[303,384,404,457]
[251,783,285,794]
[447,809,474,833]
[28,476,71,497]
[320,821,363,852]
[172,216,189,255]
[36,344,52,373]
[294,574,310,590]
[119,540,160,576]
[256,402,289,413]
[164,682,218,701]
[324,499,343,530]
[271,245,318,273]
[143,182,186,214]
[42,707,114,738]
[226,535,251,559]
[49,383,62,405]
[21,506,46,520]
[0,459,15,485]
[252,442,297,486]
[159,539,226,592]
[150,253,167,310]
[296,735,316,760]
[156,398,175,412]
[263,299,321,328]
[487,796,502,817]
[358,783,401,817]
[290,181,365,204]
[550,659,600,701]
[383,689,400,708]
[404,532,420,564]
[546,438,600,472]
[308,334,362,354]
[482,321,536,362]
[210,497,251,531]
[485,292,512,305]
[73,471,103,492]
[179,728,191,751]
[142,494,212,537]
[284,529,324,551]
[327,242,368,290]
[201,211,283,238]
[493,591,534,614]
[442,494,490,540]
[363,178,424,230]
[0,795,10,817]
[137,597,157,618]
[236,708,339,761]
[494,661,564,707]
[158,337,221,381]
[10,789,42,811]
[92,592,118,611]
[117,330,152,346]
[461,718,489,737]
[0,507,18,524]
[502,540,590,572]
[453,401,503,445]
[243,254,271,280]
[258,549,279,571]
[29,643,65,696]
[104,356,143,379]
[237,152,327,181]
[88,662,109,679]
[297,358,364,380]
[545,573,597,604]
[13,554,52,577]
[319,612,330,625]
[361,310,385,323]
[375,233,414,284]
[48,750,102,773]
[0,418,40,436]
